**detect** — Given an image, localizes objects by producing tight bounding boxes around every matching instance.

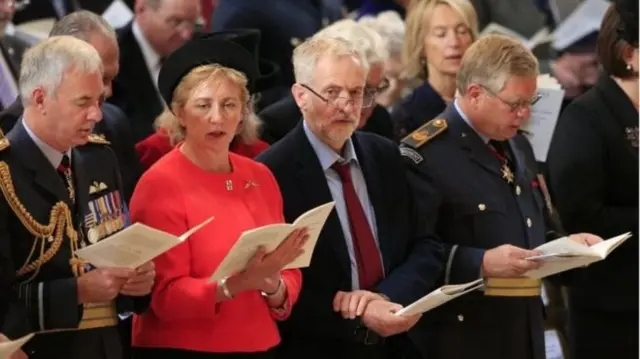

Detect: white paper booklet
[524,232,632,279]
[0,333,34,359]
[395,279,484,316]
[209,202,335,282]
[75,217,214,269]
[480,23,553,50]
[520,74,565,162]
[102,0,134,29]
[551,0,609,51]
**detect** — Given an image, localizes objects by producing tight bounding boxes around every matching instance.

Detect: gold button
[516,185,521,195]
[527,218,532,227]
[457,314,464,322]
[478,204,486,211]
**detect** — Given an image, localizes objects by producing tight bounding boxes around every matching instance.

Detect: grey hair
[49,10,116,41]
[19,35,103,105]
[358,11,405,58]
[314,19,389,67]
[456,34,539,94]
[293,36,369,85]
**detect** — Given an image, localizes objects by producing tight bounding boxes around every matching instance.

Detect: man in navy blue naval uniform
[400,34,602,359]
[0,36,155,359]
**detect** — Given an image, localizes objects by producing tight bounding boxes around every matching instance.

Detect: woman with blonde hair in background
[392,0,478,139]
[130,34,307,359]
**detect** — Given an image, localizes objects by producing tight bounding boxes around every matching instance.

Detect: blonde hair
[456,34,539,94]
[402,0,478,80]
[293,36,369,84]
[154,64,261,145]
[314,19,389,67]
[20,35,102,104]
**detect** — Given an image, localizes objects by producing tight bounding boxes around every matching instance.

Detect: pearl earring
[626,63,633,70]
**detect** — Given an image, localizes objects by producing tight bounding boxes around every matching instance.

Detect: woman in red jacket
[129,33,307,359]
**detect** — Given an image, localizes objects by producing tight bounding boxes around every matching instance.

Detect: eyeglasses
[300,83,375,108]
[482,85,541,113]
[365,78,390,97]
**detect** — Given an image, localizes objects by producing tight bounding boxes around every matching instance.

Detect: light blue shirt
[303,121,383,290]
[454,99,489,144]
[23,119,70,167]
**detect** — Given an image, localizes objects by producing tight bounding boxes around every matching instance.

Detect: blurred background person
[358,10,408,109]
[259,19,395,144]
[547,1,639,359]
[130,34,306,359]
[109,0,201,143]
[135,29,273,171]
[392,0,477,140]
[0,0,29,111]
[211,0,343,110]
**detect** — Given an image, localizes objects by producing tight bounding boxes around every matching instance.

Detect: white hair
[359,11,405,58]
[293,36,369,85]
[314,19,389,68]
[19,35,103,104]
[49,10,117,42]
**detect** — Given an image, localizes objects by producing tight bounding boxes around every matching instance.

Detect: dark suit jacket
[0,121,149,359]
[391,82,447,141]
[109,22,164,143]
[0,34,31,110]
[258,94,396,143]
[0,99,141,203]
[547,75,639,312]
[256,123,443,358]
[11,0,79,24]
[401,105,564,359]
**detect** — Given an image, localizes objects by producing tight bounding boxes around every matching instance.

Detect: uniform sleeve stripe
[38,282,45,330]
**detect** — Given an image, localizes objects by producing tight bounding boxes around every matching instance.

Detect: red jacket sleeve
[130,169,220,323]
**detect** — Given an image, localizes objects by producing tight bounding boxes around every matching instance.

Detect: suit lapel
[7,121,72,206]
[352,133,391,275]
[292,124,351,276]
[445,106,503,179]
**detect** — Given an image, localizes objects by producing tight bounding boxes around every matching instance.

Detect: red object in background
[135,129,269,172]
[201,0,216,30]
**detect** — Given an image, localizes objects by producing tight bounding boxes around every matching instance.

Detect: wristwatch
[260,277,283,297]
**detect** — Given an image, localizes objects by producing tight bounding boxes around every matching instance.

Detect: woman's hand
[241,227,309,291]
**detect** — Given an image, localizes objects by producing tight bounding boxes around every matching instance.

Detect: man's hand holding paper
[482,244,543,277]
[120,261,156,297]
[361,299,421,337]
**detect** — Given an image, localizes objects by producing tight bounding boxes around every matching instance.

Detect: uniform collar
[22,119,71,168]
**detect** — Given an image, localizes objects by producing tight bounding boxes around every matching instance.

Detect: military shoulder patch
[401,118,448,149]
[0,137,10,151]
[87,134,111,145]
[400,146,423,164]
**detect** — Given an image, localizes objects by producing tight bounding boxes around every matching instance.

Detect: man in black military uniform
[401,34,602,359]
[0,36,155,359]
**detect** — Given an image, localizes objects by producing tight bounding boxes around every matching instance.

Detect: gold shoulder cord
[0,161,86,280]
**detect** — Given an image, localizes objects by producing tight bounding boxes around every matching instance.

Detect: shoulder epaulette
[0,137,10,151]
[87,134,110,145]
[401,118,448,149]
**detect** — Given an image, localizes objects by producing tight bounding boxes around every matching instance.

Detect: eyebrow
[193,96,239,102]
